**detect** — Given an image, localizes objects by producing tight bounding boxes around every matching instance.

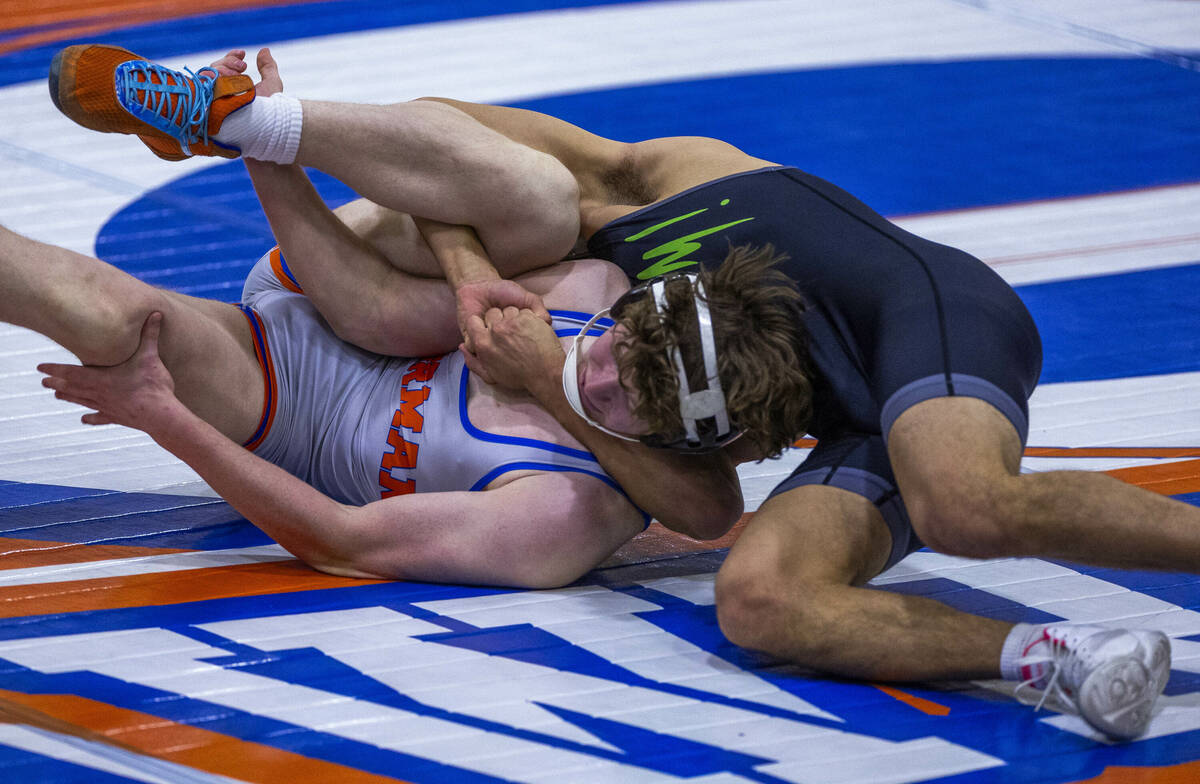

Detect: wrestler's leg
[245,161,460,356]
[294,99,580,274]
[888,396,1200,571]
[715,483,1010,681]
[0,226,263,442]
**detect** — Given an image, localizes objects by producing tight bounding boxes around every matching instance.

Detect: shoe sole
[48,44,143,134]
[48,47,65,114]
[1136,630,1173,698]
[1077,640,1168,741]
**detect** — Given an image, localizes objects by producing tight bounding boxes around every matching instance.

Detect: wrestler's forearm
[414,217,499,288]
[525,365,743,540]
[148,405,382,578]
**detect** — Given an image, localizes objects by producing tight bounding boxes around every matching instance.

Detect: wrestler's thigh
[720,484,894,593]
[154,291,264,445]
[333,199,441,278]
[886,396,1023,549]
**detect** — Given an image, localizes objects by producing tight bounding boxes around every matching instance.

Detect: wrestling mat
[1,1,1198,781]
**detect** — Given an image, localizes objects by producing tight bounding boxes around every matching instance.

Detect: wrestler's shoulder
[629,135,779,195]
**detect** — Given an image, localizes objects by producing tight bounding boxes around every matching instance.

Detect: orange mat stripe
[2,0,303,32]
[0,688,406,784]
[872,685,951,716]
[0,560,385,619]
[1027,447,1200,459]
[0,0,322,56]
[1070,761,1200,784]
[0,536,192,570]
[791,438,1200,460]
[1105,459,1200,496]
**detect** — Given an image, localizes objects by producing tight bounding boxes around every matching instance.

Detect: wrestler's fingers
[40,367,92,397]
[523,294,551,324]
[54,390,99,411]
[482,307,506,329]
[464,314,489,344]
[81,412,115,427]
[37,362,79,380]
[209,50,247,76]
[460,344,495,384]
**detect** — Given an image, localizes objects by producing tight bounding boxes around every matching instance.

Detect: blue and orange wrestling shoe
[49,44,255,161]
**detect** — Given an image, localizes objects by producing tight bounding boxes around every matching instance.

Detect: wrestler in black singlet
[587,166,1042,567]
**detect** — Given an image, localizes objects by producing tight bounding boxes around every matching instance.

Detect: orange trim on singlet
[0,560,386,619]
[0,537,192,570]
[238,306,278,452]
[0,688,407,784]
[269,246,305,294]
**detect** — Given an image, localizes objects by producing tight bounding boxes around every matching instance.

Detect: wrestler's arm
[39,315,640,587]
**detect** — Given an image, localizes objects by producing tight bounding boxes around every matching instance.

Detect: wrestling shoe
[1017,624,1171,741]
[48,44,255,161]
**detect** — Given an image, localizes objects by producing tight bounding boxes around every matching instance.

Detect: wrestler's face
[577,325,651,438]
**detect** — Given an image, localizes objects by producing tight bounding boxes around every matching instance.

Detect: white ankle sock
[214,93,303,164]
[1000,623,1050,685]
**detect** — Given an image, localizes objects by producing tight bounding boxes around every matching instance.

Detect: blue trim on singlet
[455,310,651,526]
[235,304,273,449]
[275,250,302,291]
[456,310,615,463]
[469,461,621,493]
[550,309,616,326]
[457,364,596,462]
[552,309,613,338]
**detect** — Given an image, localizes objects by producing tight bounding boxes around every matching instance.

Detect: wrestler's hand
[37,313,184,434]
[456,279,550,349]
[462,307,565,391]
[209,47,284,96]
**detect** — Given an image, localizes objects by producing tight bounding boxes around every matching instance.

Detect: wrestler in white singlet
[237,250,643,519]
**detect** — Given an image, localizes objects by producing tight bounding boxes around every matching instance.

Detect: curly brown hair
[613,244,812,459]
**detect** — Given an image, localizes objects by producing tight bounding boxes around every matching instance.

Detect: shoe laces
[1015,633,1077,715]
[120,61,217,152]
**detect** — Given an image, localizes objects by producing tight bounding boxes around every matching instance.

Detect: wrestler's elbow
[659,485,743,541]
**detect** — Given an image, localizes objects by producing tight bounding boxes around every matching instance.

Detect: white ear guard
[612,273,740,453]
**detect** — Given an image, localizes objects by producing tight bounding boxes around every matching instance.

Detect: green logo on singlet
[626,198,754,280]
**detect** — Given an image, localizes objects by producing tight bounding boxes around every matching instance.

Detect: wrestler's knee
[715,559,827,660]
[72,284,171,366]
[716,563,779,652]
[906,473,1031,558]
[490,151,580,271]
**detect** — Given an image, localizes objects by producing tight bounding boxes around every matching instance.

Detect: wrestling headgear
[561,272,741,454]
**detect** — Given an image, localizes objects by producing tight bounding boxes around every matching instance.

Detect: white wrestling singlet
[238,250,629,509]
